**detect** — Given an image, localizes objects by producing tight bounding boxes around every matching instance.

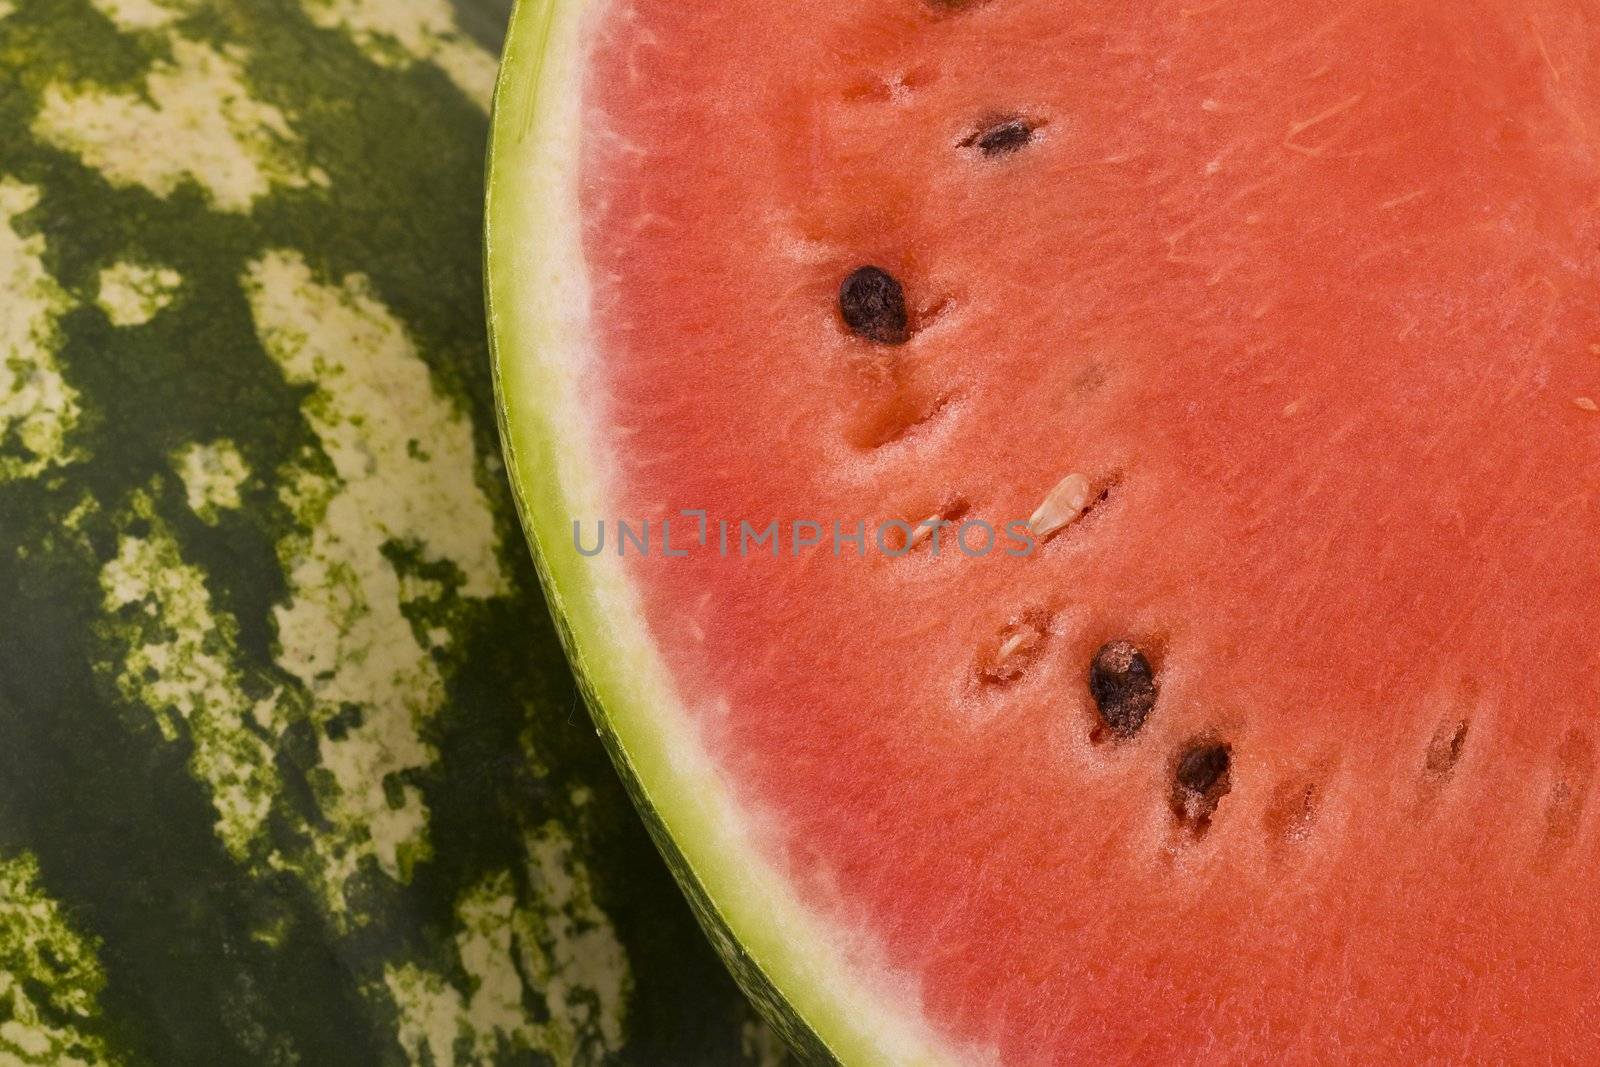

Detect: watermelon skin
[487,5,860,1062]
[0,1,782,1063]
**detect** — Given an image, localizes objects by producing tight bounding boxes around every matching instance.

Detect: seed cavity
[1088,640,1157,740]
[1422,718,1470,780]
[1263,780,1318,846]
[1416,716,1471,816]
[847,387,955,450]
[961,117,1038,158]
[1540,730,1595,865]
[1171,741,1232,835]
[840,266,910,345]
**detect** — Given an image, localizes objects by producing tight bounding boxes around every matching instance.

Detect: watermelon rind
[486,2,967,1063]
[0,0,777,1061]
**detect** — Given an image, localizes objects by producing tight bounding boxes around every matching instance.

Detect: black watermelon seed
[839,266,910,345]
[1172,742,1232,832]
[964,118,1035,157]
[1089,640,1157,739]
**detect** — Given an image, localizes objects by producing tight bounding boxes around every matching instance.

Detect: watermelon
[489,0,1600,1061]
[0,0,783,1062]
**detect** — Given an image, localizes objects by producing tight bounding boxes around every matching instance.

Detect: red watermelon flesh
[576,0,1600,1060]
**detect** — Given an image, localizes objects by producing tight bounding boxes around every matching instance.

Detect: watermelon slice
[488,0,1600,1060]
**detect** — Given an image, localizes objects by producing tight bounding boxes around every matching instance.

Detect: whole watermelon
[0,1,781,1062]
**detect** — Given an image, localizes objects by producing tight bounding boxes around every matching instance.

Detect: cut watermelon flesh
[492,0,1600,1061]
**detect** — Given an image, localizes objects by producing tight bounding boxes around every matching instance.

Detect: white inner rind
[485,1,982,1063]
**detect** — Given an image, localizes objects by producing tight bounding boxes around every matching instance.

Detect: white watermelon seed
[906,498,970,550]
[1028,473,1094,539]
[977,614,1051,686]
[996,631,1031,661]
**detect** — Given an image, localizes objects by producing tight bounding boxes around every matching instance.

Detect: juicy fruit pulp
[537,0,1600,1060]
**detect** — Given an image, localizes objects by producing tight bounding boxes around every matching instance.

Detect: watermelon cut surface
[490,0,1600,1062]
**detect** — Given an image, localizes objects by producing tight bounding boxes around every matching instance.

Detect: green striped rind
[0,0,780,1062]
[486,3,974,1065]
[481,8,833,1052]
[0,852,111,1065]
